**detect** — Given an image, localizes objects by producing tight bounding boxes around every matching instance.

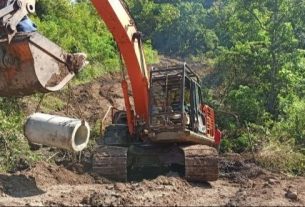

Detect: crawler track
[92,146,128,182]
[181,145,219,182]
[92,145,218,182]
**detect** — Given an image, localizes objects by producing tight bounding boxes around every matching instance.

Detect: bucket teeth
[67,53,88,73]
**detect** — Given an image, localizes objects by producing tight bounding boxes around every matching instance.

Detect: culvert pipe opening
[24,113,90,152]
[72,122,90,151]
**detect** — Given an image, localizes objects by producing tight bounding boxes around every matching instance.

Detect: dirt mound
[24,162,95,188]
[83,176,191,206]
[65,73,125,124]
[0,174,44,198]
[0,162,94,199]
[0,158,304,206]
[219,153,265,184]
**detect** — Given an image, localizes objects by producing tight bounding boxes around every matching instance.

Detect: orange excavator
[91,0,222,182]
[0,0,221,182]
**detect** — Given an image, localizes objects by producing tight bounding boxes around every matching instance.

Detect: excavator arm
[91,0,150,134]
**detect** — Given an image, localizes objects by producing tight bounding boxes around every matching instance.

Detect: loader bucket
[0,32,81,97]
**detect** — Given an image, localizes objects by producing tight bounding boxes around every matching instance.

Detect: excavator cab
[148,64,216,146]
[0,0,85,97]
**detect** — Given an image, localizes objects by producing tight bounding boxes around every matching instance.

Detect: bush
[274,97,305,146]
[0,98,42,172]
[257,139,305,175]
[225,85,265,124]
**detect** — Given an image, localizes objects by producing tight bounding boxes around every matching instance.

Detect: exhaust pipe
[24,113,90,152]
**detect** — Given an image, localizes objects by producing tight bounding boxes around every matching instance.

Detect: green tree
[127,1,219,57]
[217,0,305,122]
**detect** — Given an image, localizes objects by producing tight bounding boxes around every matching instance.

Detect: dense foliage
[126,0,305,173]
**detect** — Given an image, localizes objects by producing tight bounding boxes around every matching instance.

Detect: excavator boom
[92,0,150,126]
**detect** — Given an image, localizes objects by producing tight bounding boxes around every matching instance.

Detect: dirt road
[0,154,303,206]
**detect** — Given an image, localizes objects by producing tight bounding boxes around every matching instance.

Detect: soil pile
[24,162,95,188]
[219,153,265,184]
[0,155,303,206]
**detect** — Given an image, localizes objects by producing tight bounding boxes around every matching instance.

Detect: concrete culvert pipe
[24,113,90,152]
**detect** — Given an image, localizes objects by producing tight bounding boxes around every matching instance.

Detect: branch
[243,6,267,31]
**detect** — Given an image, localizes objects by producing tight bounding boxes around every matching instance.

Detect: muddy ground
[0,154,304,206]
[13,58,305,206]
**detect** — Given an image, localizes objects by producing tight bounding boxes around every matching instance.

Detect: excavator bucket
[0,32,84,97]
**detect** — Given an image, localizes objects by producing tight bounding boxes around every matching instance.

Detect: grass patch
[256,139,305,175]
[0,98,44,172]
[144,42,160,64]
[26,94,66,113]
[41,95,66,112]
